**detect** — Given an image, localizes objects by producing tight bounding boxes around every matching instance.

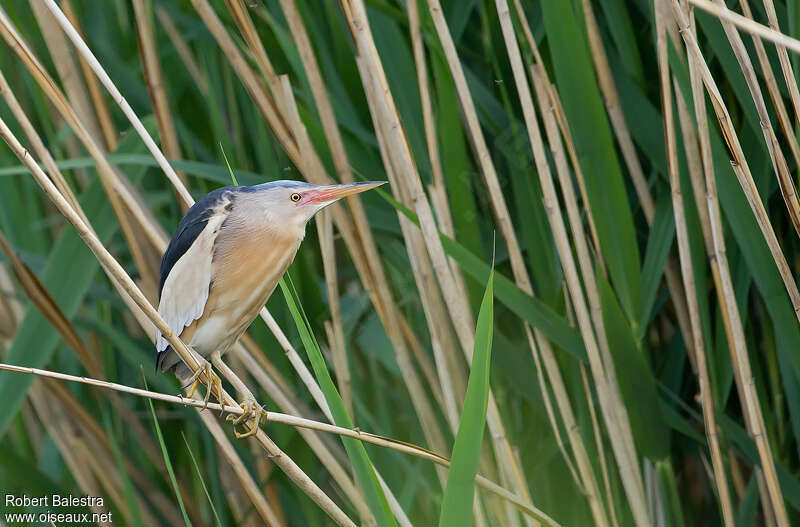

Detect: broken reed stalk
[0,361,561,527]
[688,0,800,53]
[654,2,734,524]
[737,0,800,175]
[707,0,800,239]
[0,116,357,527]
[760,0,800,131]
[671,0,790,523]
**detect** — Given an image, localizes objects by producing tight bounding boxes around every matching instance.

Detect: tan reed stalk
[233,342,388,526]
[577,0,695,356]
[758,0,800,128]
[688,0,800,53]
[736,0,800,175]
[61,0,118,151]
[0,360,560,526]
[528,62,617,526]
[132,0,190,206]
[670,0,800,331]
[154,6,208,95]
[707,0,800,239]
[672,0,789,523]
[654,4,734,523]
[673,78,735,525]
[490,0,649,524]
[404,0,471,310]
[0,116,356,527]
[580,364,619,527]
[402,0,472,433]
[681,3,777,517]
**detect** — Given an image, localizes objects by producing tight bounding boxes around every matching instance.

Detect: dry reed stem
[578,0,695,357]
[737,0,800,178]
[760,0,800,130]
[580,364,619,527]
[42,0,194,208]
[0,117,356,527]
[154,6,208,95]
[405,0,470,311]
[672,1,789,523]
[0,360,560,526]
[671,0,800,333]
[233,343,385,526]
[654,4,734,523]
[61,0,118,151]
[707,0,800,240]
[132,0,190,209]
[682,4,777,517]
[491,0,649,524]
[673,78,735,525]
[688,0,800,53]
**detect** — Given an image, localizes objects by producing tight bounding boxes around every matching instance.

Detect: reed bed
[1,0,800,525]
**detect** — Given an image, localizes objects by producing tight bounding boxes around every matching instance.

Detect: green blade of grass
[279,276,396,527]
[438,268,494,527]
[144,375,192,527]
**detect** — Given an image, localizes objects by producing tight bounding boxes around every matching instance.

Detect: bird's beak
[306,181,386,204]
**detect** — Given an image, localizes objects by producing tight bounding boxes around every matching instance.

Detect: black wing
[158,186,237,299]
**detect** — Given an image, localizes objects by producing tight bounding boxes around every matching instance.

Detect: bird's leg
[210,350,266,439]
[180,355,224,412]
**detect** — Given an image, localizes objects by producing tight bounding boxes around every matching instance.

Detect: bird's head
[243,179,386,232]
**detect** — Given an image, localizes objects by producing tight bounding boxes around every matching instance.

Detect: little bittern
[156,180,384,436]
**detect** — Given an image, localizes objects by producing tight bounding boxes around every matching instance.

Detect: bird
[156,179,385,437]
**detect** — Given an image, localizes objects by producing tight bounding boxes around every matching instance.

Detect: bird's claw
[182,360,224,415]
[227,398,267,439]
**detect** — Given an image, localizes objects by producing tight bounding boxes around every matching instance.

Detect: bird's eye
[290,193,301,202]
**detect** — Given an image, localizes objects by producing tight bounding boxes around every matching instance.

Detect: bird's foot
[226,397,267,439]
[181,360,225,415]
